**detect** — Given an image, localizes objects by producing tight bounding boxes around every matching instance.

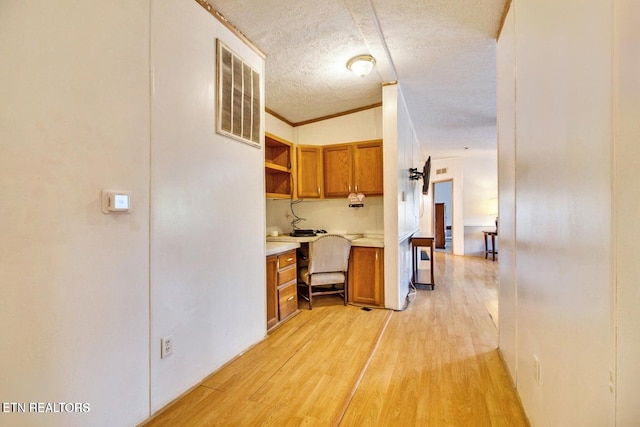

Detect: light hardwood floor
[144,253,528,426]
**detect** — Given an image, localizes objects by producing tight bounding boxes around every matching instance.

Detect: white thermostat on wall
[101,190,132,213]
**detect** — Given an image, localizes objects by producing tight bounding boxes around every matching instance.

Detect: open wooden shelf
[265,133,293,198]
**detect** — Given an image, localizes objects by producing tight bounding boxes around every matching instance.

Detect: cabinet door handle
[286,257,294,262]
[287,296,294,301]
[317,187,320,194]
[355,184,358,192]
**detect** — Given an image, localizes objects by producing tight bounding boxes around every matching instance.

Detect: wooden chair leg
[308,282,313,310]
[343,279,347,306]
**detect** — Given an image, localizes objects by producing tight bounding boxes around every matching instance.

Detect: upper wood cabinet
[265,136,383,199]
[296,146,323,198]
[265,133,293,199]
[323,140,383,198]
[353,141,383,195]
[323,144,353,197]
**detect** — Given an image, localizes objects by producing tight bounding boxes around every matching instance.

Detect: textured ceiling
[207,0,507,157]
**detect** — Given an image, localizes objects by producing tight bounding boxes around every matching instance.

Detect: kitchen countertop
[350,236,385,248]
[266,241,301,257]
[266,233,384,248]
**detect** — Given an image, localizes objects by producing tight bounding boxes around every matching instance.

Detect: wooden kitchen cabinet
[323,144,353,197]
[266,255,279,330]
[348,246,384,307]
[265,133,293,198]
[266,249,298,331]
[323,140,383,198]
[353,141,383,195]
[278,281,298,320]
[297,146,323,198]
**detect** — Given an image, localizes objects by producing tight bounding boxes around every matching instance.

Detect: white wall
[383,84,421,310]
[266,113,295,142]
[266,197,383,236]
[0,2,151,426]
[496,1,517,384]
[462,152,498,256]
[614,0,640,423]
[463,152,498,225]
[0,1,267,425]
[294,107,382,145]
[150,0,266,412]
[497,1,614,425]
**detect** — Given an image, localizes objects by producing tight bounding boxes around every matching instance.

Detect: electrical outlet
[161,335,173,359]
[533,355,541,385]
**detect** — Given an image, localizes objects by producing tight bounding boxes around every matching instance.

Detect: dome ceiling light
[346,54,376,77]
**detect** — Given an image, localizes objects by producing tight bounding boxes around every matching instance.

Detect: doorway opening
[433,180,453,254]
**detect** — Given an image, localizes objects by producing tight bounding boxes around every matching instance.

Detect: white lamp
[487,198,498,233]
[346,55,376,77]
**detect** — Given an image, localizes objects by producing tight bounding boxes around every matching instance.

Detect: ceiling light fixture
[346,55,376,77]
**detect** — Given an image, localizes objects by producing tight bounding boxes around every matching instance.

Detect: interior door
[435,203,446,249]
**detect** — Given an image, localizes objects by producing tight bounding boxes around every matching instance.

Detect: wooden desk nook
[410,233,435,290]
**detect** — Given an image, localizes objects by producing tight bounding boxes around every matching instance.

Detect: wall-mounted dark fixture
[409,156,431,195]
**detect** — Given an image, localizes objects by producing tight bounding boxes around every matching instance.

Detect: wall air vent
[436,168,447,175]
[216,39,261,147]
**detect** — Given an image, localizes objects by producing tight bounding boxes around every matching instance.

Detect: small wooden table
[410,233,435,290]
[483,231,498,261]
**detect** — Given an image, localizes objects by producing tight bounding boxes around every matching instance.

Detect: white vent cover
[436,168,448,175]
[216,39,261,147]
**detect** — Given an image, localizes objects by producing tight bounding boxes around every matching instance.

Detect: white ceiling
[208,0,507,157]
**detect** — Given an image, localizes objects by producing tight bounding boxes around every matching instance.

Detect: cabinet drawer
[278,265,296,285]
[278,250,296,269]
[278,281,298,320]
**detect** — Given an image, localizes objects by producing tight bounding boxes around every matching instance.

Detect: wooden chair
[298,235,351,309]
